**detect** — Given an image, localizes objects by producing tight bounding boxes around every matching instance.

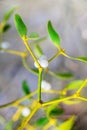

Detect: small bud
[21,107,31,117]
[41,80,52,91]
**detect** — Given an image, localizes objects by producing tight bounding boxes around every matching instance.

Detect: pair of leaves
[48,22,87,62]
[14,14,39,39]
[14,13,61,50]
[14,14,41,40]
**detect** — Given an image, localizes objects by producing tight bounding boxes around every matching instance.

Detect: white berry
[34,55,48,68]
[41,80,52,91]
[34,60,39,68]
[39,59,48,68]
[1,41,10,49]
[21,107,31,117]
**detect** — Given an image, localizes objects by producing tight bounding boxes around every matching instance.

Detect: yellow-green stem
[77,96,87,102]
[48,48,65,63]
[23,38,41,68]
[76,79,87,94]
[61,52,87,63]
[48,70,59,79]
[42,95,74,107]
[0,89,62,109]
[0,90,37,109]
[22,57,38,75]
[38,68,43,102]
[48,51,61,63]
[3,49,27,57]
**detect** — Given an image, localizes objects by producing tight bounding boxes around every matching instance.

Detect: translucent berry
[21,107,31,117]
[34,55,48,68]
[1,41,10,49]
[41,80,51,91]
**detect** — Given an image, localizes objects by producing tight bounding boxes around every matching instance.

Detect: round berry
[21,107,31,117]
[41,80,51,91]
[39,59,48,68]
[1,41,9,49]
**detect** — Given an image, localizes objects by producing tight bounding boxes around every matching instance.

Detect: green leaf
[57,73,73,79]
[22,80,31,95]
[2,24,11,32]
[77,57,87,63]
[34,44,43,58]
[64,80,83,90]
[57,116,75,130]
[14,14,27,37]
[35,117,49,127]
[29,32,39,38]
[47,21,61,50]
[31,68,39,74]
[31,37,47,44]
[3,7,17,22]
[5,121,13,130]
[49,108,64,117]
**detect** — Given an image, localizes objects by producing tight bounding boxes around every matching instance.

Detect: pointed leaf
[3,7,17,22]
[57,116,75,130]
[64,80,83,90]
[77,57,87,63]
[48,21,61,49]
[49,108,64,117]
[34,44,43,58]
[57,73,73,79]
[22,80,31,95]
[29,32,39,38]
[14,14,27,37]
[2,24,11,32]
[35,117,49,127]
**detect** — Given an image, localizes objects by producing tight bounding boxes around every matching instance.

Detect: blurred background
[0,0,87,129]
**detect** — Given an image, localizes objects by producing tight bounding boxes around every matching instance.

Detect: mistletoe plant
[1,13,87,130]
